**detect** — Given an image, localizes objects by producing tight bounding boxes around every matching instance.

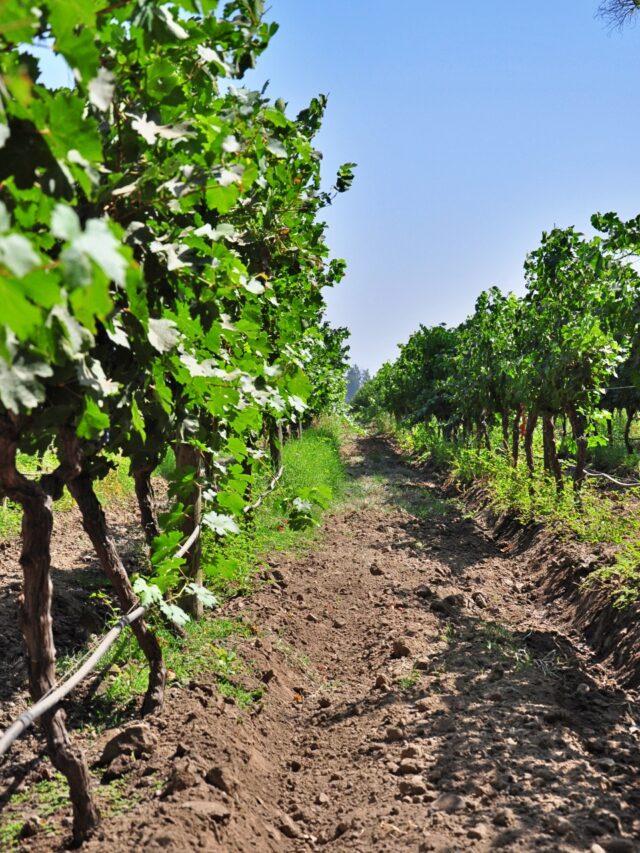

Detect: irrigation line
[243,465,284,513]
[0,524,201,760]
[557,458,640,487]
[584,468,640,487]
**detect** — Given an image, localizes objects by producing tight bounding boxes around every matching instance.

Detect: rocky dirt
[2,434,640,852]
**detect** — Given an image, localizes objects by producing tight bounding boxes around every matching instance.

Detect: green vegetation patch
[60,419,348,724]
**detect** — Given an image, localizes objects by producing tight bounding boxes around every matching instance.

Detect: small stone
[385,726,404,743]
[431,793,465,813]
[548,815,572,836]
[416,585,434,599]
[375,674,389,689]
[279,815,301,839]
[415,658,431,671]
[599,838,638,853]
[179,800,231,822]
[397,759,424,775]
[401,745,421,759]
[19,817,41,839]
[334,821,349,839]
[205,766,237,795]
[98,722,157,766]
[370,564,385,576]
[161,760,201,796]
[472,591,487,608]
[316,792,330,805]
[333,619,346,629]
[398,775,427,796]
[391,639,411,659]
[291,808,311,823]
[467,823,489,841]
[443,593,465,609]
[493,809,514,827]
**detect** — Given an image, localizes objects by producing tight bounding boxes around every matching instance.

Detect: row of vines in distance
[0,0,354,841]
[353,220,640,489]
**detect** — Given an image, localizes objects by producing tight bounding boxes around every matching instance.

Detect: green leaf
[131,396,147,440]
[0,356,52,413]
[205,184,240,213]
[45,90,102,163]
[76,396,110,439]
[202,511,240,536]
[159,600,191,627]
[262,107,288,127]
[266,137,287,158]
[0,1,40,42]
[0,234,40,276]
[51,204,81,241]
[184,583,218,609]
[0,280,41,337]
[148,317,181,352]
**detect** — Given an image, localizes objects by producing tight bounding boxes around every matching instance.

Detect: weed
[441,622,456,644]
[398,666,420,689]
[0,821,23,850]
[94,775,140,817]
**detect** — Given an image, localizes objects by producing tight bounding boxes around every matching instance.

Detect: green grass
[398,666,420,689]
[58,417,349,723]
[0,770,142,844]
[202,416,347,598]
[0,820,24,850]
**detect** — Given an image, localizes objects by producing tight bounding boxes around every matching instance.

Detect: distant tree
[598,0,640,28]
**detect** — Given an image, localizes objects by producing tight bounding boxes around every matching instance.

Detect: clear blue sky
[33,2,640,373]
[244,0,640,372]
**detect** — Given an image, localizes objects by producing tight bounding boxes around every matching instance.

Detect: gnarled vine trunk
[501,409,510,455]
[566,402,588,491]
[624,407,636,455]
[524,410,538,475]
[133,463,159,546]
[174,442,203,620]
[59,429,165,714]
[511,409,521,467]
[267,418,283,471]
[0,430,98,844]
[542,413,564,491]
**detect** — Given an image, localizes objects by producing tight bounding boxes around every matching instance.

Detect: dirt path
[4,434,640,851]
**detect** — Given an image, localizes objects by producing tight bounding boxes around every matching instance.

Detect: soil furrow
[3,433,640,852]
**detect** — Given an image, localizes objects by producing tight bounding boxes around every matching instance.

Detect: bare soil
[1,434,639,852]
